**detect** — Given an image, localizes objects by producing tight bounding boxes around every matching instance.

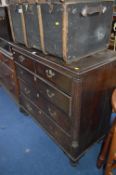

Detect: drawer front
[16,65,35,85]
[19,79,37,102]
[13,51,35,72]
[0,60,18,97]
[20,94,71,149]
[3,77,16,94]
[35,62,72,95]
[36,78,71,115]
[0,69,16,94]
[1,54,14,70]
[0,61,13,78]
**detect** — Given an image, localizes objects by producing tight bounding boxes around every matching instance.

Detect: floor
[0,87,113,175]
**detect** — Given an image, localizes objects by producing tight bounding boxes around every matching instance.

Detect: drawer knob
[45,69,55,79]
[71,141,79,149]
[38,110,42,115]
[19,55,25,63]
[46,89,55,98]
[26,104,32,112]
[48,107,56,118]
[34,76,37,82]
[37,93,40,99]
[24,87,31,95]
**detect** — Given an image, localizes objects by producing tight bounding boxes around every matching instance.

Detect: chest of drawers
[0,42,19,99]
[11,45,116,163]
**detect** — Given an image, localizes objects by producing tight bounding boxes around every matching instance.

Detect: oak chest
[11,44,116,162]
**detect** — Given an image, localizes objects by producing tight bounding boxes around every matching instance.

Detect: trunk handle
[46,0,54,13]
[81,5,107,17]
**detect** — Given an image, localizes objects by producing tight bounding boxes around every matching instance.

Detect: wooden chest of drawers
[0,41,19,99]
[11,45,116,163]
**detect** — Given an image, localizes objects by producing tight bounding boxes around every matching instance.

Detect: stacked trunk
[7,0,114,63]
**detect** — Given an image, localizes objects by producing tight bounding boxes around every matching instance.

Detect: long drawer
[20,94,71,152]
[36,76,71,115]
[35,61,72,95]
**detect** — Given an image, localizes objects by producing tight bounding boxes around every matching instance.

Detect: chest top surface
[1,37,116,77]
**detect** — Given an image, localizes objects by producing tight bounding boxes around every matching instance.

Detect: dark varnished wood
[35,61,72,95]
[0,51,19,99]
[36,75,71,115]
[11,44,116,162]
[16,65,35,85]
[1,38,116,162]
[19,79,71,134]
[13,51,35,72]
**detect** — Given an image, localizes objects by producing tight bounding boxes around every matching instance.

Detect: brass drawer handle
[34,76,37,82]
[48,107,56,118]
[45,69,55,79]
[24,87,31,95]
[36,93,40,99]
[46,89,55,98]
[38,110,42,115]
[26,104,32,112]
[19,55,25,63]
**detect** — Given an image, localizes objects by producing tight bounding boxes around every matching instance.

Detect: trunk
[7,0,113,63]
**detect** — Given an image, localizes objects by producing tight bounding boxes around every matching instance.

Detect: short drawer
[36,78,71,115]
[16,65,35,85]
[19,79,37,102]
[35,62,72,95]
[20,94,71,148]
[13,51,35,72]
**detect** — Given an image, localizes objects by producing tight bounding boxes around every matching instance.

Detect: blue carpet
[0,87,107,175]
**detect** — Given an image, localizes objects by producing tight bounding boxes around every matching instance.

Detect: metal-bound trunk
[7,0,114,63]
[22,3,42,51]
[40,0,113,63]
[7,3,28,46]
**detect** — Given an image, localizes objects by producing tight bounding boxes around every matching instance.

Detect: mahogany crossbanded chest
[10,44,116,163]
